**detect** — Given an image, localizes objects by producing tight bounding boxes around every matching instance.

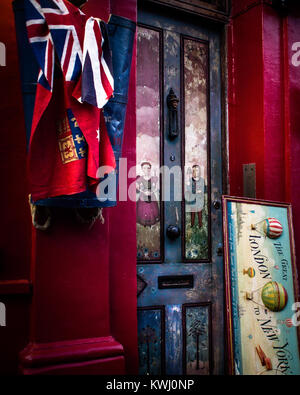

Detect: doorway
[136,4,225,375]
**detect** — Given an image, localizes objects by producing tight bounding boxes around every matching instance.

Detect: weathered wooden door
[136,5,224,375]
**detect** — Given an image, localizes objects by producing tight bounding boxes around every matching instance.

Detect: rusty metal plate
[243,163,256,198]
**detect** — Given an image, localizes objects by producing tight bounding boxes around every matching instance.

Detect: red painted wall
[262,5,286,202]
[228,3,265,198]
[0,1,31,374]
[228,0,300,275]
[108,0,138,375]
[287,6,300,285]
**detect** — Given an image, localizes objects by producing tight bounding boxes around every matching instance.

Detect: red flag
[24,0,115,201]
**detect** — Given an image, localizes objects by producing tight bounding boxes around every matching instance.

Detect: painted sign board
[223,196,300,375]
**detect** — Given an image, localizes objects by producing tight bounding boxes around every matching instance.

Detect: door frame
[139,0,231,23]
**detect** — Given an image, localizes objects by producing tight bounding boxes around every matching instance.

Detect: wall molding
[140,0,230,23]
[0,280,32,295]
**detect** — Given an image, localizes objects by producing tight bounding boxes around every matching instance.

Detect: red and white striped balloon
[263,217,283,239]
[285,318,293,328]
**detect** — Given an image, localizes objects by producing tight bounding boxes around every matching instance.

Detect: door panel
[136,25,163,262]
[137,6,224,375]
[137,306,165,375]
[183,37,210,262]
[183,303,212,375]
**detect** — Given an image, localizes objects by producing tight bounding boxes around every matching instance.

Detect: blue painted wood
[183,304,211,375]
[137,6,224,375]
[165,305,182,374]
[137,307,164,375]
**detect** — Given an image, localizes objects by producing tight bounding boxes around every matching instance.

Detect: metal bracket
[243,163,256,198]
[167,88,179,140]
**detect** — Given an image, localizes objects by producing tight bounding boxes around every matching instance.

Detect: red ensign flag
[24,0,115,201]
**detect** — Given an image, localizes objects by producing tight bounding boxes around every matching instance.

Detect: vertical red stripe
[47,40,54,88]
[62,32,74,77]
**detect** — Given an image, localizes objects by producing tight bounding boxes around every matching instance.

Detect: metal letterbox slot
[158,275,194,290]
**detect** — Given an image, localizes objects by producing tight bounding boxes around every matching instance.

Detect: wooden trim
[222,194,294,208]
[230,1,280,20]
[20,355,125,375]
[140,0,230,23]
[19,336,124,368]
[221,24,229,196]
[0,279,32,295]
[222,197,235,374]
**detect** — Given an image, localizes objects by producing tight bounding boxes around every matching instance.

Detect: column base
[19,336,125,375]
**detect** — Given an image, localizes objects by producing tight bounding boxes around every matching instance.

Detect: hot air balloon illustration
[261,281,288,312]
[277,318,293,327]
[251,218,283,239]
[243,267,256,278]
[245,281,288,312]
[285,318,293,328]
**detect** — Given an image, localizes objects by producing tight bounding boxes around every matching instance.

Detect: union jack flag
[24,0,113,107]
